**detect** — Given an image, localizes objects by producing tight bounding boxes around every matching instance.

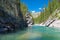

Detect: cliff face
[0,0,28,32]
[0,0,23,18]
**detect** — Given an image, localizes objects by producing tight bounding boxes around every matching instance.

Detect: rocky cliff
[0,0,28,33]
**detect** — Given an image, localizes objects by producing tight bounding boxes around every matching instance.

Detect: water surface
[0,26,60,40]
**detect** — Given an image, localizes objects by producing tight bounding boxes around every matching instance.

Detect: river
[0,26,60,40]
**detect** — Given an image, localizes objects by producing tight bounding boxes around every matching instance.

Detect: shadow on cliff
[0,2,28,34]
[17,2,28,30]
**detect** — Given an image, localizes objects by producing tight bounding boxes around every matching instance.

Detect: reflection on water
[0,26,60,40]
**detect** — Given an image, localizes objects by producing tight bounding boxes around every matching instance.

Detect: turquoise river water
[0,25,60,40]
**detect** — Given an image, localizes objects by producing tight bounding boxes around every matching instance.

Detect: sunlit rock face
[25,12,34,26]
[0,0,28,33]
[49,20,60,27]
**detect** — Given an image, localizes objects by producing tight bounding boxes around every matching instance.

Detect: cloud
[31,11,35,13]
[39,8,42,10]
[39,8,45,10]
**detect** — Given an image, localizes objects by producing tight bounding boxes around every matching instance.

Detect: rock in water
[0,0,28,33]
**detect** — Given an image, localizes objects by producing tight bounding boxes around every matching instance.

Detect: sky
[20,0,48,12]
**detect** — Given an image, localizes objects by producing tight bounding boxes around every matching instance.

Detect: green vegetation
[20,3,28,20]
[20,3,28,16]
[33,0,60,24]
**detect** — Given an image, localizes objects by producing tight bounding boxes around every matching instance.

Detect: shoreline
[33,20,60,28]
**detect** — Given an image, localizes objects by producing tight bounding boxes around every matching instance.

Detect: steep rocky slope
[0,0,28,33]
